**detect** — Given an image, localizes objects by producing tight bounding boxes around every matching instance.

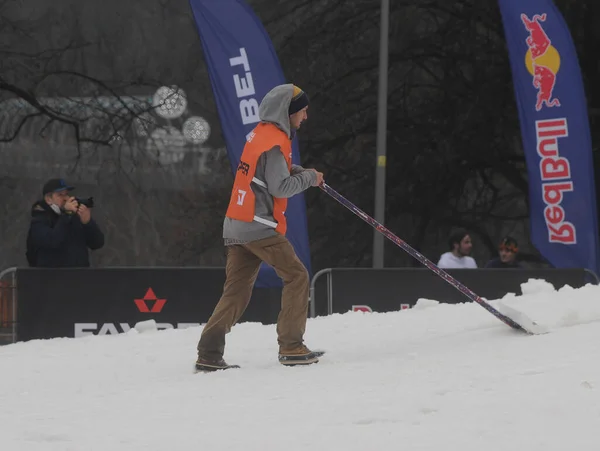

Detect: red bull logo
[521,13,561,111]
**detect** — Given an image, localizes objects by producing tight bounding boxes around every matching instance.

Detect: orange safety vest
[225,122,292,235]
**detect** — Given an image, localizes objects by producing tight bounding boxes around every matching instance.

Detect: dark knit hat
[289,85,309,115]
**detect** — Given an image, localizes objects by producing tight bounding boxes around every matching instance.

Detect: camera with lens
[75,197,94,208]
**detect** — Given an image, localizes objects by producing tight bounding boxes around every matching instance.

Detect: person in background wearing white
[437,228,477,269]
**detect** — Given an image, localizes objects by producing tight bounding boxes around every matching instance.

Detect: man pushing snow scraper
[194,84,541,373]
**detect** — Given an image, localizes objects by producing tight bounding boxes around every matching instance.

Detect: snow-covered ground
[2,279,600,451]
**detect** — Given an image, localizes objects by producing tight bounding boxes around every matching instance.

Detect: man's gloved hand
[307,168,324,186]
[77,204,91,224]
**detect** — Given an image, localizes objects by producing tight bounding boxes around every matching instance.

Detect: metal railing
[309,268,333,318]
[0,267,17,345]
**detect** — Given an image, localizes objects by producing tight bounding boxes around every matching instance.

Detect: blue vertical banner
[189,0,312,287]
[498,0,600,275]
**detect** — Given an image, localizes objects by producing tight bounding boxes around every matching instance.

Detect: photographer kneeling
[26,178,104,268]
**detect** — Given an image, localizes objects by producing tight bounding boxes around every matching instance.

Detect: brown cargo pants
[197,234,310,361]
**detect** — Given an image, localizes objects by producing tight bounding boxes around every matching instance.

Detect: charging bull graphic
[521,13,561,111]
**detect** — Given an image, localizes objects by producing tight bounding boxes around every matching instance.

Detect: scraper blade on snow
[320,183,543,335]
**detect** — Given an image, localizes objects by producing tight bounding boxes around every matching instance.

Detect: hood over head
[259,84,308,138]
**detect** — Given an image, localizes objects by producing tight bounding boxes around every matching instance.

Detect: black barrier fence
[309,268,599,316]
[5,266,599,343]
[14,267,282,342]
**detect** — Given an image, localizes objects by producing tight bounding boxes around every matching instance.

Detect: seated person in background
[437,228,477,269]
[485,236,523,269]
[26,178,104,268]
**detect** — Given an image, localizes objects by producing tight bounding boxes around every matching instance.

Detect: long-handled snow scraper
[320,183,544,335]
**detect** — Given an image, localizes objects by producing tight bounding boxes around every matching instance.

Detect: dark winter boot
[195,357,240,373]
[278,345,321,366]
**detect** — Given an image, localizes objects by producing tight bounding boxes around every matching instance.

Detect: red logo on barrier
[134,288,166,313]
[352,305,373,313]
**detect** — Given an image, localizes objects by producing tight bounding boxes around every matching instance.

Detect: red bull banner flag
[188,0,312,287]
[498,0,600,275]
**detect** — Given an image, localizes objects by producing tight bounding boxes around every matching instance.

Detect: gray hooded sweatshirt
[223,84,317,245]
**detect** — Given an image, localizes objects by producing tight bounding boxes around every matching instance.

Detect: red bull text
[536,118,575,244]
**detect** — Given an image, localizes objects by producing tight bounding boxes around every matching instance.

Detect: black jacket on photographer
[27,200,105,268]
